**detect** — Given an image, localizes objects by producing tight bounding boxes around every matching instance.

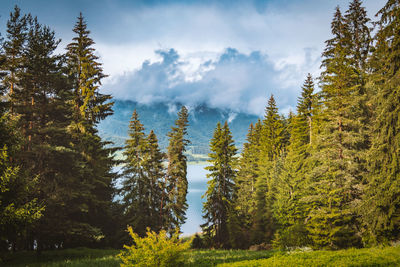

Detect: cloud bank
[103,47,320,116]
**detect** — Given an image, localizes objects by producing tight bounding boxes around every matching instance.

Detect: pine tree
[3,13,91,250]
[121,110,148,236]
[231,120,262,248]
[273,74,316,248]
[0,6,29,114]
[121,111,168,237]
[363,0,400,244]
[166,106,189,231]
[62,13,117,247]
[66,13,112,124]
[0,145,43,251]
[251,95,286,244]
[0,48,43,250]
[142,130,167,232]
[305,4,370,249]
[202,121,237,248]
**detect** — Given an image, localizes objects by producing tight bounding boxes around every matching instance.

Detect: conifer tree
[202,121,237,248]
[0,6,29,114]
[121,111,168,236]
[66,13,112,124]
[231,120,262,248]
[3,13,92,249]
[0,50,43,250]
[142,130,167,232]
[363,0,400,244]
[273,74,316,248]
[251,95,286,244]
[305,4,370,249]
[166,106,189,231]
[62,13,117,247]
[121,110,148,236]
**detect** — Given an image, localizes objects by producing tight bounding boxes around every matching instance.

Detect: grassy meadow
[2,245,400,266]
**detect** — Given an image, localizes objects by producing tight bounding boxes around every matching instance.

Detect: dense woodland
[0,6,190,251]
[1,0,400,253]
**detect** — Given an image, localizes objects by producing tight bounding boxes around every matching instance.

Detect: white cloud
[102,47,320,116]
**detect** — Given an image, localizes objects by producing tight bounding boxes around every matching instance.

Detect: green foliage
[0,145,43,247]
[303,2,370,249]
[166,106,190,231]
[118,226,190,267]
[202,121,237,248]
[191,234,204,249]
[273,74,316,249]
[362,0,400,244]
[120,110,167,238]
[251,95,287,245]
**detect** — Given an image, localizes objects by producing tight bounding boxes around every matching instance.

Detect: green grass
[185,249,276,266]
[1,248,120,266]
[2,246,400,267]
[217,246,400,267]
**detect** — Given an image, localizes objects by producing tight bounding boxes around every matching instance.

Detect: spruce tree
[363,0,400,244]
[231,120,262,248]
[305,4,370,249]
[66,13,112,124]
[142,130,167,232]
[63,13,117,247]
[251,95,286,244]
[202,121,237,248]
[120,110,148,236]
[4,13,91,250]
[166,106,189,231]
[0,6,29,114]
[121,111,168,236]
[273,74,316,248]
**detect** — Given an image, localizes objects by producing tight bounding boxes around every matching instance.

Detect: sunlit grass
[217,246,400,267]
[2,245,400,266]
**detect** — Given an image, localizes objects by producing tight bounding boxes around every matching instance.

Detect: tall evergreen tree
[0,43,43,250]
[62,13,117,247]
[166,106,189,231]
[231,120,262,248]
[121,111,168,237]
[0,6,29,114]
[251,95,286,244]
[142,130,167,232]
[66,13,112,124]
[202,121,237,248]
[363,0,400,244]
[305,3,370,249]
[273,74,316,248]
[3,13,90,250]
[120,110,148,236]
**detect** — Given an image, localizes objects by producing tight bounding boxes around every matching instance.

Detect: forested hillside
[98,100,258,160]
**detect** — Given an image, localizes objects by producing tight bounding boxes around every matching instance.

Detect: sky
[0,0,386,116]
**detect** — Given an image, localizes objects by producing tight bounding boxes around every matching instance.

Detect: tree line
[1,0,400,253]
[200,0,400,250]
[0,6,190,252]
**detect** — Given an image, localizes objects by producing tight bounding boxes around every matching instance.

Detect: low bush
[118,227,190,267]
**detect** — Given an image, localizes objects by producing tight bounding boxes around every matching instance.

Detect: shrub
[273,223,312,249]
[191,233,204,249]
[118,227,190,267]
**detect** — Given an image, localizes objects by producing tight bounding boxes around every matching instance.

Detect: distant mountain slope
[97,100,259,161]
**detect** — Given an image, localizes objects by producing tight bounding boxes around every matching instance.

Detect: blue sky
[0,0,385,116]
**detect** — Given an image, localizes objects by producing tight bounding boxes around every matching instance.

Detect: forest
[1,0,400,265]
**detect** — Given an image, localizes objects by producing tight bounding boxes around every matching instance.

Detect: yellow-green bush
[118,227,190,267]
